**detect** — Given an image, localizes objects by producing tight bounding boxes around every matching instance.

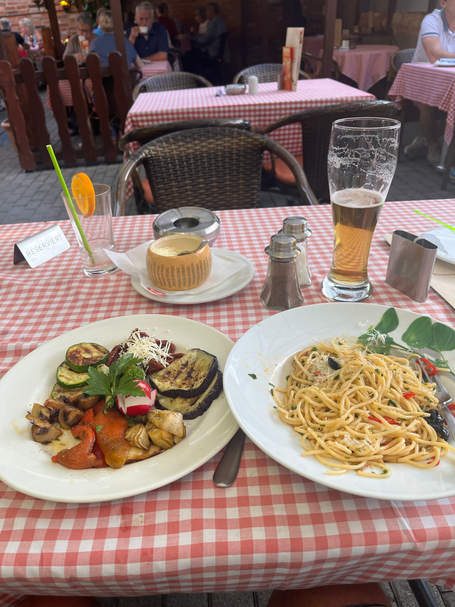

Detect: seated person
[63,13,97,62]
[157,2,178,44]
[405,0,455,164]
[192,6,209,35]
[19,17,41,47]
[92,7,107,36]
[90,10,143,69]
[182,2,227,73]
[0,18,24,46]
[126,1,169,62]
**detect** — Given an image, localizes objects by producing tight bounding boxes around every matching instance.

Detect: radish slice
[116,380,156,416]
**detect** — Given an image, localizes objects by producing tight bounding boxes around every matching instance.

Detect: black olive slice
[328,356,341,371]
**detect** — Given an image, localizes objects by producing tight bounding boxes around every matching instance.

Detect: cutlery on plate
[213,428,245,487]
[414,358,455,441]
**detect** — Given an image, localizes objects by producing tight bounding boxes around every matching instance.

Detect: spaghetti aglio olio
[272,339,455,478]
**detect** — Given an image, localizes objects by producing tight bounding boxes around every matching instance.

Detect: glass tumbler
[321,117,400,302]
[62,184,119,277]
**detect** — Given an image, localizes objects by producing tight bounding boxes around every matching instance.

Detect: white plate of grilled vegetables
[0,315,238,503]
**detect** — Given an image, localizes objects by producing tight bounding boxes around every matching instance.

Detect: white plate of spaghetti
[223,303,455,501]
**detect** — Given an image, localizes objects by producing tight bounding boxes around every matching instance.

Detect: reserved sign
[14,224,71,268]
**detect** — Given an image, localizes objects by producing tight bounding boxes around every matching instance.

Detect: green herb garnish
[248,373,257,380]
[95,424,104,433]
[84,353,145,413]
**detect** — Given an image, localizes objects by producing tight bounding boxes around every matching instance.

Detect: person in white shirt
[405,0,455,164]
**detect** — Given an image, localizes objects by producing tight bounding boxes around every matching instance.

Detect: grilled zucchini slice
[150,348,218,398]
[65,342,109,372]
[56,362,89,389]
[155,371,223,419]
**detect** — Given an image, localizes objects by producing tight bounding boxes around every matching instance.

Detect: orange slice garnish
[71,173,96,217]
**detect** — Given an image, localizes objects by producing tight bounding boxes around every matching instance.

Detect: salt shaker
[260,234,303,311]
[280,216,312,287]
[248,75,259,95]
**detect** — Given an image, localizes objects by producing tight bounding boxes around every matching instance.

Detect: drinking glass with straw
[47,145,118,277]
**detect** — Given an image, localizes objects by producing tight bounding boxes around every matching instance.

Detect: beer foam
[332,188,384,208]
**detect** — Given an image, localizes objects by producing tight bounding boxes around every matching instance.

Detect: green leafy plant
[357,307,455,376]
[84,353,146,413]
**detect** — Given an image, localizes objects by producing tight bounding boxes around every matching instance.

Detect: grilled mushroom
[58,405,84,429]
[26,414,62,444]
[147,410,186,438]
[125,424,150,451]
[31,403,52,422]
[66,393,100,411]
[42,399,66,421]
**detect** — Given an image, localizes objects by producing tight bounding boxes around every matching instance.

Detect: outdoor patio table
[333,44,399,91]
[46,60,172,110]
[123,79,375,198]
[1,200,455,605]
[388,62,455,146]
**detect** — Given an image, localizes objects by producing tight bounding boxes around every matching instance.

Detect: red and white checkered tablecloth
[123,79,375,200]
[1,201,455,605]
[388,62,455,145]
[46,61,172,110]
[333,44,399,92]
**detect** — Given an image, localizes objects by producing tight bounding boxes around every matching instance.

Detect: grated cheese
[122,329,172,368]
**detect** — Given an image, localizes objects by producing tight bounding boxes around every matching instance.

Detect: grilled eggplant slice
[150,348,218,398]
[155,371,223,419]
[65,343,109,372]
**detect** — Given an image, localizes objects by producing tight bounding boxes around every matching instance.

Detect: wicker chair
[301,52,340,80]
[115,127,318,216]
[118,119,252,214]
[132,72,213,101]
[263,100,398,203]
[233,63,310,84]
[388,48,415,85]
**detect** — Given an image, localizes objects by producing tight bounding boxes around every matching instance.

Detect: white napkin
[106,241,245,295]
[420,227,455,262]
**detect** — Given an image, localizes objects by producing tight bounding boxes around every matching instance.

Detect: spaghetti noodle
[272,339,455,477]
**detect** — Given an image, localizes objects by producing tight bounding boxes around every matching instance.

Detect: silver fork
[413,358,455,441]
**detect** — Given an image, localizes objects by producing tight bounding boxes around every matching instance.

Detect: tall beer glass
[321,117,400,302]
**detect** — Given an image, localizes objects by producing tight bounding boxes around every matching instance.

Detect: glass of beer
[321,117,400,302]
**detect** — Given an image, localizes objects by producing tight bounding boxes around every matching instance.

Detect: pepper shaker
[260,234,303,311]
[280,216,312,287]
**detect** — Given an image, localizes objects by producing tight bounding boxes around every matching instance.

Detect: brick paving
[1,101,455,606]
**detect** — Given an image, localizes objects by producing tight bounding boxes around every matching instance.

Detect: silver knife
[213,429,245,488]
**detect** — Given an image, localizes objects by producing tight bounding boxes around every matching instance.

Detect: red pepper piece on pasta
[368,416,382,423]
[383,416,400,425]
[419,358,438,376]
[403,391,416,399]
[315,371,325,376]
[429,456,440,466]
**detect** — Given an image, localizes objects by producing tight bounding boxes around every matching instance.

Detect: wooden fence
[0,32,135,170]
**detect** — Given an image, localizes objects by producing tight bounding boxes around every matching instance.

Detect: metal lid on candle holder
[153,207,220,246]
[265,234,300,259]
[280,216,312,241]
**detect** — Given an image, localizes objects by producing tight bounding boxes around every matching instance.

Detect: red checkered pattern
[333,45,399,92]
[388,62,455,145]
[1,200,455,605]
[46,61,172,109]
[124,79,375,199]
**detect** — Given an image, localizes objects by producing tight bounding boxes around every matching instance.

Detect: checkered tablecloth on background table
[1,200,455,605]
[123,79,375,199]
[333,44,399,92]
[46,60,172,110]
[388,62,455,145]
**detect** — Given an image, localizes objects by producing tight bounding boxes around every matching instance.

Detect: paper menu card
[384,233,455,309]
[285,27,304,92]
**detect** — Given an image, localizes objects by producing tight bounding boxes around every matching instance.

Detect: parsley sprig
[84,354,146,413]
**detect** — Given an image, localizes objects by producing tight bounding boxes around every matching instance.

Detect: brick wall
[0,0,79,40]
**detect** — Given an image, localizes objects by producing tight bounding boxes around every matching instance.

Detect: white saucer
[131,248,255,305]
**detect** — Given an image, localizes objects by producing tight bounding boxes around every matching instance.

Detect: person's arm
[133,55,144,69]
[142,51,167,61]
[128,26,140,46]
[192,20,216,45]
[422,36,455,63]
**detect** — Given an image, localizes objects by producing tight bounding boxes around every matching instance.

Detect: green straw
[414,210,455,233]
[46,145,95,265]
